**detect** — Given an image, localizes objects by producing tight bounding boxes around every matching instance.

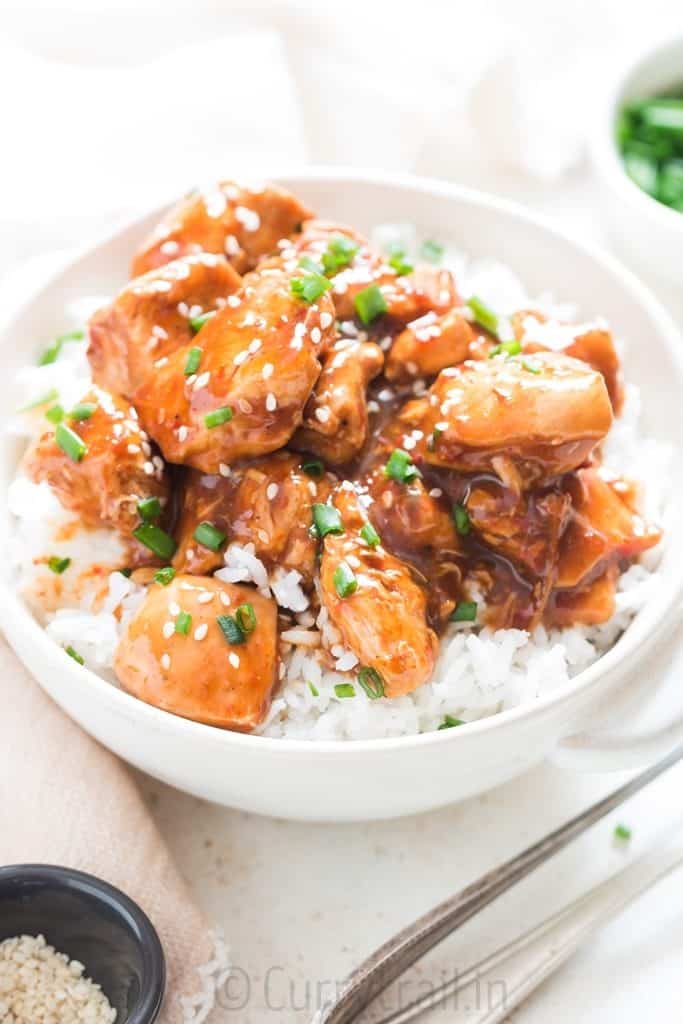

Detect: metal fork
[315,742,683,1024]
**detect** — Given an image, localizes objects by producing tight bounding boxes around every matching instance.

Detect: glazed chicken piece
[291,338,384,465]
[88,253,241,398]
[174,453,335,579]
[386,308,475,382]
[555,467,661,590]
[547,569,619,628]
[285,220,459,326]
[402,352,613,489]
[24,386,169,540]
[114,575,278,730]
[133,268,336,473]
[319,486,438,696]
[511,310,624,413]
[131,181,313,278]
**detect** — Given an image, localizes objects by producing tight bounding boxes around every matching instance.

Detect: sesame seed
[429,487,443,498]
[320,311,333,330]
[266,482,279,500]
[154,356,169,368]
[177,425,188,442]
[127,443,140,454]
[310,326,322,344]
[227,294,241,308]
[162,621,175,639]
[220,591,231,607]
[142,441,152,456]
[378,388,394,402]
[177,301,190,317]
[160,240,180,255]
[262,362,274,379]
[113,423,123,438]
[225,235,240,256]
[161,653,171,670]
[185,374,197,386]
[219,463,231,477]
[194,623,208,640]
[197,592,214,604]
[265,393,277,412]
[234,350,248,366]
[248,338,262,354]
[153,326,169,340]
[194,371,210,390]
[143,461,154,476]
[234,205,261,232]
[229,652,240,668]
[168,602,181,616]
[257,528,270,544]
[315,407,330,423]
[238,398,253,414]
[307,481,317,496]
[294,322,306,338]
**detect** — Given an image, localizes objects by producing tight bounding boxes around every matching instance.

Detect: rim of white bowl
[591,31,683,230]
[1,165,682,756]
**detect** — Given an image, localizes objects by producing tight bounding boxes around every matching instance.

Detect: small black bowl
[0,864,165,1023]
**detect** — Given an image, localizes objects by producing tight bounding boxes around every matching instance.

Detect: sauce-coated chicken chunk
[114,575,278,729]
[134,269,336,473]
[405,352,613,487]
[292,339,384,464]
[88,253,241,398]
[174,453,335,579]
[319,487,438,696]
[131,181,313,278]
[386,308,475,382]
[24,387,169,539]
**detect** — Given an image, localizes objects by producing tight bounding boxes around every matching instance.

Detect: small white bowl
[1,169,683,821]
[591,33,683,286]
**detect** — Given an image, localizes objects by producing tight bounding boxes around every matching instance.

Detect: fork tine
[315,743,683,1024]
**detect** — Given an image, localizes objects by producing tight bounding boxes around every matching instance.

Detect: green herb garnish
[154,566,176,586]
[48,556,71,575]
[46,404,65,424]
[302,458,325,478]
[308,681,320,697]
[137,497,162,522]
[358,666,385,699]
[321,235,360,275]
[175,610,192,635]
[467,296,499,336]
[384,448,420,483]
[39,329,84,366]
[290,271,332,304]
[388,249,413,277]
[420,239,444,264]
[190,311,215,333]
[452,503,471,536]
[312,503,343,539]
[55,422,87,462]
[450,601,477,623]
[217,614,246,645]
[360,522,380,548]
[193,521,226,552]
[614,823,632,841]
[235,603,257,634]
[489,339,522,358]
[438,715,464,730]
[204,406,234,428]
[19,388,59,413]
[66,645,84,665]
[333,561,358,598]
[69,402,96,422]
[184,346,203,375]
[133,523,177,560]
[354,284,387,325]
[334,683,356,699]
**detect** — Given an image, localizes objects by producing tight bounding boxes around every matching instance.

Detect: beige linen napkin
[0,639,228,1023]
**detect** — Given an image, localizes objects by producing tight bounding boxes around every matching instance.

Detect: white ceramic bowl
[2,169,683,822]
[591,33,683,286]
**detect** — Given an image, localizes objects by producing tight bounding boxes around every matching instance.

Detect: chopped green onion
[354,284,387,325]
[388,250,413,276]
[19,388,59,412]
[420,239,443,264]
[204,406,233,429]
[39,329,85,366]
[133,523,177,560]
[450,601,477,623]
[312,503,343,538]
[360,522,380,547]
[334,683,356,699]
[175,610,192,635]
[384,448,420,483]
[624,152,659,196]
[48,555,71,575]
[190,311,215,333]
[308,681,319,697]
[217,614,246,645]
[193,521,226,552]
[614,823,632,841]
[489,339,522,358]
[290,272,332,304]
[118,568,133,578]
[235,603,257,634]
[154,566,176,586]
[46,404,65,424]
[55,422,87,462]
[66,645,84,665]
[184,346,202,375]
[521,358,541,374]
[438,715,464,730]
[428,426,443,451]
[302,458,325,478]
[467,296,499,336]
[299,255,325,275]
[69,402,96,422]
[358,666,385,699]
[137,497,161,523]
[321,235,360,275]
[452,503,471,536]
[333,561,358,598]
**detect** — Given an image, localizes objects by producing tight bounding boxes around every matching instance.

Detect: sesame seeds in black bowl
[0,864,165,1023]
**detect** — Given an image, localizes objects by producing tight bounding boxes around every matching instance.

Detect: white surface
[3,1,683,1019]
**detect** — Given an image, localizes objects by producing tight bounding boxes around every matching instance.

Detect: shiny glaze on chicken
[25,179,662,731]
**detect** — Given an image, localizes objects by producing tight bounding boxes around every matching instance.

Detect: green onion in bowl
[618,94,683,211]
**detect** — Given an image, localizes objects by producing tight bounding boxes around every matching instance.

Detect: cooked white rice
[7,237,672,741]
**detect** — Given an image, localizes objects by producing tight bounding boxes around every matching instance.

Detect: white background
[2,1,683,1020]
